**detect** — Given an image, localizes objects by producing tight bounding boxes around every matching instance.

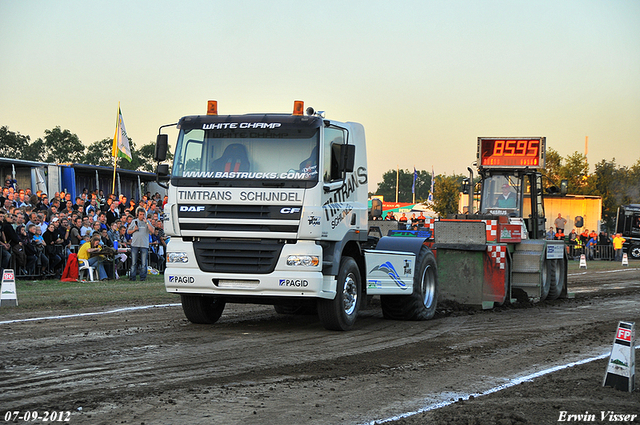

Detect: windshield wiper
[262,181,285,187]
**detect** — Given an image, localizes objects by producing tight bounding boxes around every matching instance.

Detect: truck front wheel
[318,257,361,331]
[181,294,226,324]
[381,246,438,321]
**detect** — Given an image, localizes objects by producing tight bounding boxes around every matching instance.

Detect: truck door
[521,173,546,240]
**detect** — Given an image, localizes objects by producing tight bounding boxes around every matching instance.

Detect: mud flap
[364,250,415,295]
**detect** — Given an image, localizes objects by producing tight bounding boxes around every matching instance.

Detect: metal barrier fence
[567,243,615,261]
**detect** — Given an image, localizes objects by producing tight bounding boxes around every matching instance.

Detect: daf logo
[180,205,206,212]
[280,207,301,214]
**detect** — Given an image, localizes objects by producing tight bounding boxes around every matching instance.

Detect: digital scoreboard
[477,137,545,169]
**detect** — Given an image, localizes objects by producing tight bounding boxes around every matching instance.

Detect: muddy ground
[1,267,639,425]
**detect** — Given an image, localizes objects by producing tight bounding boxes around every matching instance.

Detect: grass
[2,259,636,314]
[0,274,179,315]
[567,257,638,273]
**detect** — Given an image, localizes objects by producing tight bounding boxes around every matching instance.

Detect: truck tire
[181,294,226,324]
[274,300,318,315]
[317,257,361,331]
[547,259,565,300]
[540,259,550,301]
[629,244,640,260]
[380,247,438,321]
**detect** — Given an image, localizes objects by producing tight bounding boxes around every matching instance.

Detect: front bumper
[164,238,336,299]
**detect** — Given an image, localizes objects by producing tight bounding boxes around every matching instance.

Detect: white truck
[154,101,437,330]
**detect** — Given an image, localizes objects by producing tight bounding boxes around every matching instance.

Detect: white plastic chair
[78,259,98,281]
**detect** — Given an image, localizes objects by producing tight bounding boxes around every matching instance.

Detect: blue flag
[427,166,434,203]
[412,167,417,194]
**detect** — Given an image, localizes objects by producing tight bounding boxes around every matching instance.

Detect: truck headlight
[287,255,319,267]
[167,252,189,263]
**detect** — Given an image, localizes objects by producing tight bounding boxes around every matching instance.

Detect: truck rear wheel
[547,259,565,300]
[318,257,361,331]
[181,294,226,324]
[381,247,438,321]
[629,244,640,260]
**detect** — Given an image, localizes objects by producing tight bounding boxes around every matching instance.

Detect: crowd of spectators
[0,176,168,280]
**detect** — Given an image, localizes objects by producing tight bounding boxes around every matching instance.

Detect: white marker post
[0,269,18,307]
[579,254,587,269]
[622,253,629,267]
[603,321,635,392]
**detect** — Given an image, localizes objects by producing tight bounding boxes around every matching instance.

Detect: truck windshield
[480,175,522,216]
[171,119,320,188]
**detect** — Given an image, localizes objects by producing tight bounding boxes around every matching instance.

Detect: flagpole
[112,103,120,195]
[412,166,416,204]
[112,156,118,195]
[395,166,399,203]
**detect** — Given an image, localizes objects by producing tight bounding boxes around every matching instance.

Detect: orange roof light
[207,100,218,115]
[293,100,304,116]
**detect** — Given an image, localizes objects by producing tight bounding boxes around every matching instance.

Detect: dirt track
[1,267,639,425]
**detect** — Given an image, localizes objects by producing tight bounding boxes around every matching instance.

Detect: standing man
[106,200,120,225]
[612,233,626,262]
[554,213,567,234]
[128,207,154,281]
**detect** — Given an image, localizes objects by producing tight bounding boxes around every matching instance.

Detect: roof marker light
[207,100,218,115]
[293,100,304,116]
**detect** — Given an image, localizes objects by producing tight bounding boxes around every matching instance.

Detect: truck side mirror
[156,163,169,178]
[330,144,355,180]
[155,134,168,162]
[338,144,355,173]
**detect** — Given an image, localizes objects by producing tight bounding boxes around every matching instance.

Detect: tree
[32,127,86,163]
[84,137,115,167]
[127,142,172,173]
[374,169,432,203]
[83,137,172,172]
[432,174,464,217]
[0,126,31,159]
[559,151,589,194]
[541,147,562,188]
[626,159,640,204]
[588,159,620,230]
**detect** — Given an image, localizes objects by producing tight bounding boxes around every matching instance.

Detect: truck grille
[180,223,297,233]
[193,238,284,274]
[179,204,301,219]
[178,204,301,237]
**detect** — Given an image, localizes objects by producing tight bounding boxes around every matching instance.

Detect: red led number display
[480,139,542,167]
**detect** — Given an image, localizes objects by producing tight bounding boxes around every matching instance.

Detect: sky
[1,0,639,190]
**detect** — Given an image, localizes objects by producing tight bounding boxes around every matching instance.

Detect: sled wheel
[540,259,551,301]
[547,258,565,300]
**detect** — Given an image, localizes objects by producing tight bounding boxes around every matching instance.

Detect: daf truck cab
[154,101,437,330]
